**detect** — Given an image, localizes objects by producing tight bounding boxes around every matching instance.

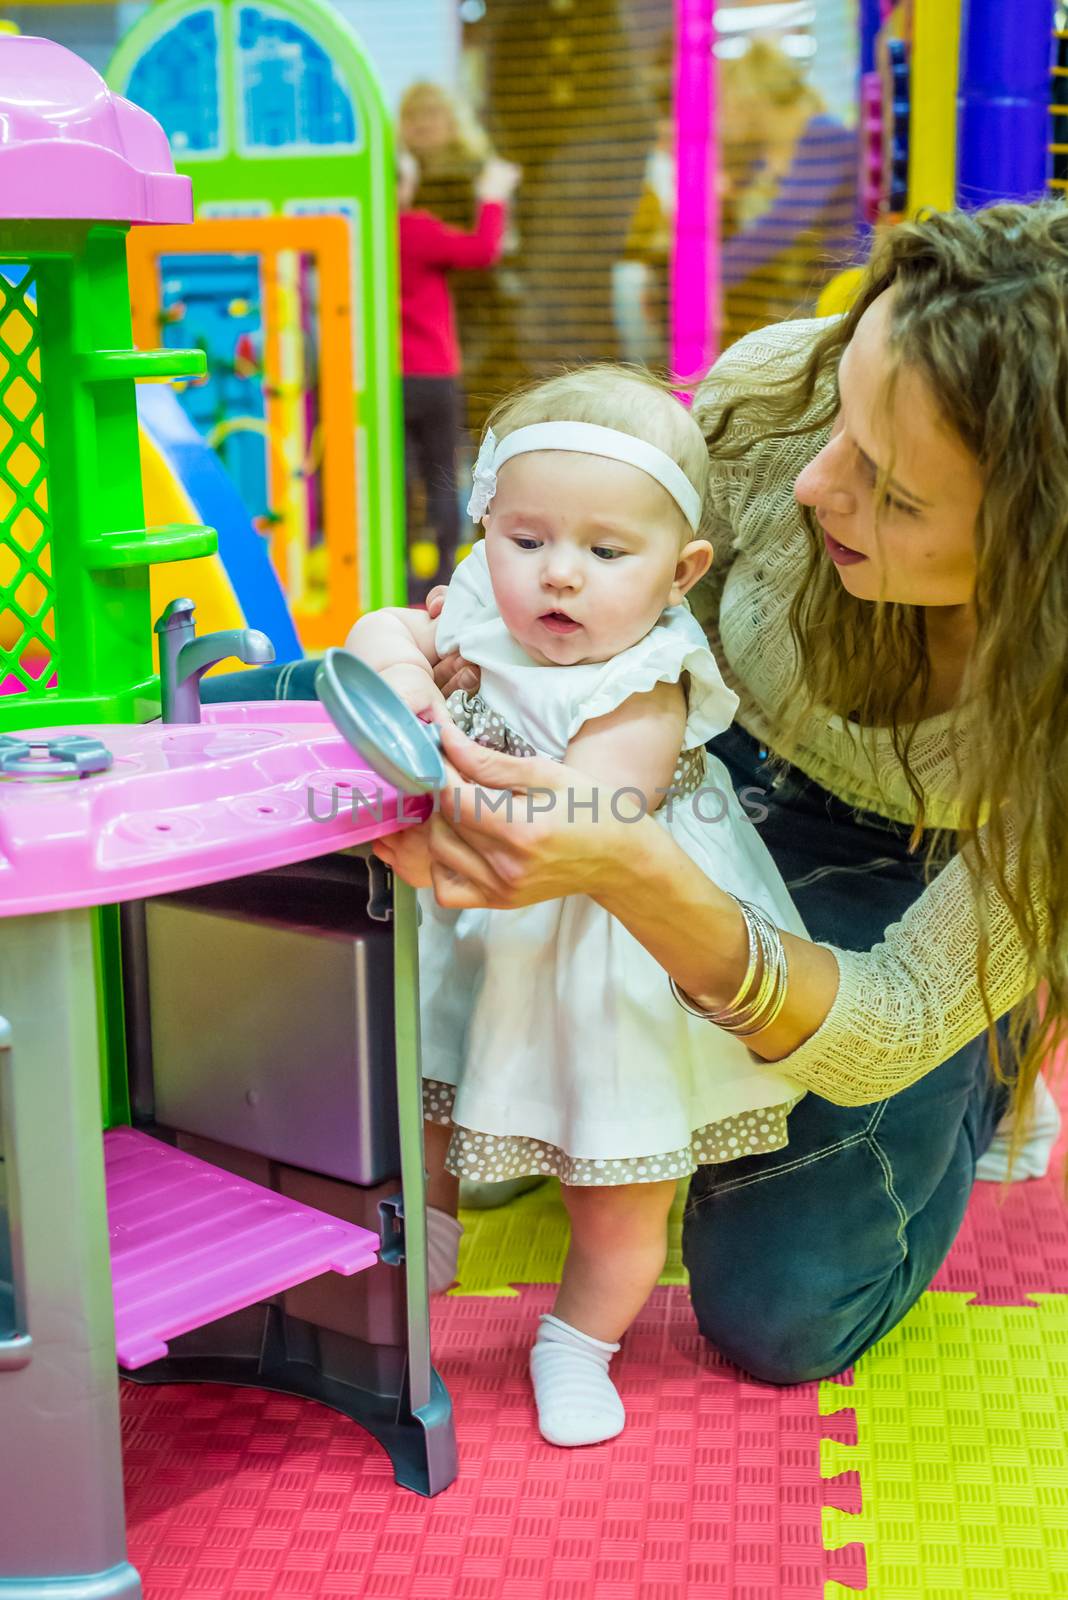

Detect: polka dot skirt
[446,690,539,757]
[428,690,768,1186]
[422,1079,801,1186]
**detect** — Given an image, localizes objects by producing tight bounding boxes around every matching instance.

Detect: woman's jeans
[202,666,1009,1385]
[200,660,322,705]
[684,723,1009,1383]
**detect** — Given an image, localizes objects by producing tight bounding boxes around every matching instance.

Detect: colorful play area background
[3,0,1056,704]
[120,1073,1068,1600]
[4,0,869,699]
[4,1,1068,1596]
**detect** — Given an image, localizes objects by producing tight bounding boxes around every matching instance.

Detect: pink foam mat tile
[124,1284,862,1599]
[933,1067,1068,1305]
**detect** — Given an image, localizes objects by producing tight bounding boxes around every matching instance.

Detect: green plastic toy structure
[0,39,217,1126]
[0,227,214,730]
[108,0,406,612]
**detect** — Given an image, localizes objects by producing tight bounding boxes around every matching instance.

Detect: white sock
[529,1313,625,1448]
[425,1205,464,1293]
[975,1074,1062,1182]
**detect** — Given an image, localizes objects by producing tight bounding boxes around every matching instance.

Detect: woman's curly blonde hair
[702,201,1068,1138]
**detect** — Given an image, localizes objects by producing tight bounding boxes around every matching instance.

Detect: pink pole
[671,0,718,384]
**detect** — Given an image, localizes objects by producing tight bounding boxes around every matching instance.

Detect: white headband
[467,421,703,533]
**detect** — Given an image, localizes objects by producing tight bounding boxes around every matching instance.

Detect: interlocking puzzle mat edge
[820,1291,1068,1600]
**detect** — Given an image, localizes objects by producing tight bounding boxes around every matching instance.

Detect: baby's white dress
[418,543,807,1185]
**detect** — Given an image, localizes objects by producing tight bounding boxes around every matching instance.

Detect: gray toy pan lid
[315,648,447,797]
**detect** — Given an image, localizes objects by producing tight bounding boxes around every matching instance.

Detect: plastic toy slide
[139,384,303,664]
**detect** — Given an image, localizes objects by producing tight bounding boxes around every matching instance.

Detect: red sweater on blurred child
[399,200,507,377]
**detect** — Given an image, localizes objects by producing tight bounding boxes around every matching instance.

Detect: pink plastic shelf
[104,1128,380,1370]
[0,703,430,917]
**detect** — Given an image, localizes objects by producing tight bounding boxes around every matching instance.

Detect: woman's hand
[373,818,435,888]
[372,716,840,1069]
[374,721,631,910]
[425,583,481,700]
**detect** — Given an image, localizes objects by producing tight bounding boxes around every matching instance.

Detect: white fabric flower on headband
[467,428,499,522]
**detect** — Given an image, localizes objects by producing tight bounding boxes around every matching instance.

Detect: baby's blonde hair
[484,364,711,541]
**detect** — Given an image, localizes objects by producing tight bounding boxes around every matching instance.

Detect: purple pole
[957,0,1054,205]
[671,0,718,381]
[859,0,883,75]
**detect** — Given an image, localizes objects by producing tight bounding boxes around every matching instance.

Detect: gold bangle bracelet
[718,896,762,1016]
[714,903,779,1028]
[727,928,789,1036]
[669,900,789,1036]
[669,896,763,1022]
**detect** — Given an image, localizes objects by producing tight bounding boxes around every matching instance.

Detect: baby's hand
[381,662,449,726]
[425,586,481,699]
[433,652,480,700]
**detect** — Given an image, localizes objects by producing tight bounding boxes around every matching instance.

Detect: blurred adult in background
[398,79,490,188]
[397,148,520,601]
[476,0,656,375]
[614,29,676,372]
[614,115,674,368]
[398,81,526,438]
[718,39,858,346]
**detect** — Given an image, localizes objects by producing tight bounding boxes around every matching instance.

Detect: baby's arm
[563,679,687,813]
[345,608,449,724]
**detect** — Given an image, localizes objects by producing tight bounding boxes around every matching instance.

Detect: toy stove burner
[0,734,114,779]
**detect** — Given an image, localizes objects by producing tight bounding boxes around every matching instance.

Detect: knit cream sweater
[690,317,1034,1106]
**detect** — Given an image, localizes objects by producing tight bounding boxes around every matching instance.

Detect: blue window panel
[237,6,357,151]
[126,10,221,156]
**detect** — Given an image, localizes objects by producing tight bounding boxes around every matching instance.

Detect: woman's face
[793,290,984,608]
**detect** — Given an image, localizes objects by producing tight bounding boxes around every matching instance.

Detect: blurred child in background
[397,146,519,602]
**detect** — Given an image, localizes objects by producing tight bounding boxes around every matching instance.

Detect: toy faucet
[154,598,274,723]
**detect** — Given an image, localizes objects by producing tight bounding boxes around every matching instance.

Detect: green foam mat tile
[454,1177,688,1296]
[820,1292,1068,1599]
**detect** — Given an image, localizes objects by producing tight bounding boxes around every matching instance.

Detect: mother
[374,201,1068,1382]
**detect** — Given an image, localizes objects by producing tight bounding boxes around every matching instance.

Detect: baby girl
[348,366,805,1447]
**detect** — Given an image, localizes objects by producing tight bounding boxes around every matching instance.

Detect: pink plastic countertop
[0,704,431,917]
[0,35,192,223]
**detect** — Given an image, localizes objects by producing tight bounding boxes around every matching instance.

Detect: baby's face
[482,451,698,666]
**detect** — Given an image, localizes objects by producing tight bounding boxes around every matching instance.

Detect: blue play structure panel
[126,9,221,156]
[137,385,302,662]
[237,6,358,151]
[158,253,269,526]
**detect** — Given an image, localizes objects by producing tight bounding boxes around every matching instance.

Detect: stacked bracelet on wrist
[670,898,789,1036]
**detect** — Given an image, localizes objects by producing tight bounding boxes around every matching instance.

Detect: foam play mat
[821,1294,1068,1599]
[122,1081,1068,1598]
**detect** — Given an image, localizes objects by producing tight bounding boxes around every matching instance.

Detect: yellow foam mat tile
[820,1292,1068,1599]
[453,1177,688,1296]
